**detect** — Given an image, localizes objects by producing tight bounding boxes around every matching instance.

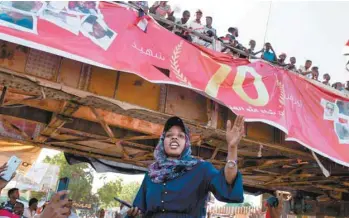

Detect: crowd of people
[130,1,349,95]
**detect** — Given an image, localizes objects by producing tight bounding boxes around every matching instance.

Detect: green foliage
[97,179,141,209]
[44,153,141,210]
[43,153,94,203]
[97,179,122,208]
[117,182,141,205]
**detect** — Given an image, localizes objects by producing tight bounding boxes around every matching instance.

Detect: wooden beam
[265,180,334,187]
[122,135,159,141]
[240,159,294,172]
[0,86,7,106]
[2,137,147,167]
[210,147,220,160]
[35,101,80,143]
[131,152,154,161]
[2,96,40,107]
[91,107,131,159]
[47,137,107,144]
[315,185,349,193]
[0,117,29,140]
[48,134,158,144]
[50,139,154,155]
[119,141,154,151]
[91,107,115,139]
[253,169,280,176]
[264,165,309,185]
[242,138,313,159]
[341,181,349,187]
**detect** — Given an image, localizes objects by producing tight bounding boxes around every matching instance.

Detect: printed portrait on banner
[0,6,38,34]
[0,1,46,15]
[321,98,349,144]
[80,15,117,50]
[40,8,81,35]
[0,1,116,50]
[67,1,101,16]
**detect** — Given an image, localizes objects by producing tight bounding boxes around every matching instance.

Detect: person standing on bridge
[126,115,245,217]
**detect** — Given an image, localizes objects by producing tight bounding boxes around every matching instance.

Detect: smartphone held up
[1,156,22,182]
[56,177,70,200]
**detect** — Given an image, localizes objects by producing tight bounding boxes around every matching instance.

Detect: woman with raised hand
[127,115,245,217]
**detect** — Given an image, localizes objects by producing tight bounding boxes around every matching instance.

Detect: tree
[44,153,95,203]
[117,182,141,205]
[97,179,122,208]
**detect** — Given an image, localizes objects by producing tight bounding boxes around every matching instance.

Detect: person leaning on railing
[149,1,175,31]
[298,60,313,78]
[261,42,277,64]
[285,57,297,72]
[173,10,192,42]
[128,1,149,13]
[322,73,331,86]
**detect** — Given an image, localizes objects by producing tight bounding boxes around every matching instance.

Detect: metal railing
[117,1,253,57]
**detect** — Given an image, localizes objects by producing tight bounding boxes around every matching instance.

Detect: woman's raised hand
[226,115,245,151]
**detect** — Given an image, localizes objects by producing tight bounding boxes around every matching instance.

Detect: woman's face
[164,126,186,158]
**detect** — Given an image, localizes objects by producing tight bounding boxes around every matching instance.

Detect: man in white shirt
[298,59,313,78]
[189,9,205,45]
[23,198,38,218]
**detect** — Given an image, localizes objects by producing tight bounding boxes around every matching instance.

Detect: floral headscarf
[148,124,201,183]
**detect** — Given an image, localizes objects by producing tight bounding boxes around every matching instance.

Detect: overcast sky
[165,0,349,83]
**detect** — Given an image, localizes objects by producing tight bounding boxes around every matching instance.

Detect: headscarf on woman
[148,117,201,183]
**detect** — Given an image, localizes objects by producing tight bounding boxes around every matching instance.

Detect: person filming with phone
[125,116,245,217]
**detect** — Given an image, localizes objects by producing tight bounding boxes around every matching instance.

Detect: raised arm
[203,116,245,204]
[270,45,277,61]
[252,48,264,56]
[301,70,312,76]
[224,115,244,184]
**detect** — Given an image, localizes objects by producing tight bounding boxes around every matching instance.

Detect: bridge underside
[1,67,349,203]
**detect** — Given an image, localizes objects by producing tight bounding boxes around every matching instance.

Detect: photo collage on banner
[321,98,349,143]
[0,1,117,50]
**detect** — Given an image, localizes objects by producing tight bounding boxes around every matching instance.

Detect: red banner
[0,2,348,166]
